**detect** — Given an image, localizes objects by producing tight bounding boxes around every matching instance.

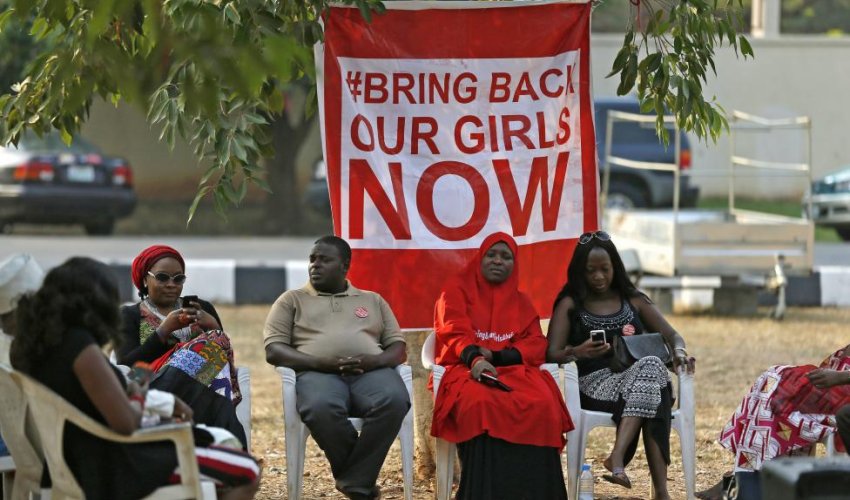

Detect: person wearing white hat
[0,253,45,365]
[0,253,43,461]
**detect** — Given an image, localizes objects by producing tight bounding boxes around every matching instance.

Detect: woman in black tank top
[546,232,695,500]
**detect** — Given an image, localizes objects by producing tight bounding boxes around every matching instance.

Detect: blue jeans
[0,435,8,456]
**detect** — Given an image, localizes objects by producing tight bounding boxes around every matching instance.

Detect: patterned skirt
[579,356,671,418]
[579,356,673,465]
[718,347,850,470]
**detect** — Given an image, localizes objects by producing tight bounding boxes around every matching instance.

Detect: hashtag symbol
[346,71,362,102]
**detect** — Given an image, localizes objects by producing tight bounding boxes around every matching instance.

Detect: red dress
[430,233,573,448]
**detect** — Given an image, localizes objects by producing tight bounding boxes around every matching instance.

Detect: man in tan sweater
[264,235,409,500]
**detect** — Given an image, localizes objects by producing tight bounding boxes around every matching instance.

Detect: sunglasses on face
[578,230,612,245]
[147,271,187,285]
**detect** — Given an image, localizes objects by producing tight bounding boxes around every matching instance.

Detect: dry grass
[217,305,850,500]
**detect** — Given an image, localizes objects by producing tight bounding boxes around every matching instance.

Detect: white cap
[0,254,44,315]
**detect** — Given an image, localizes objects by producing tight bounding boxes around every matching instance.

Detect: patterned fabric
[579,356,671,418]
[140,301,241,405]
[570,300,673,466]
[577,300,636,331]
[168,445,260,488]
[718,346,850,470]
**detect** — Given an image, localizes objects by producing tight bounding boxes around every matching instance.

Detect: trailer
[600,109,814,315]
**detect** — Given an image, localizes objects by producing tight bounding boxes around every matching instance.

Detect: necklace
[143,297,181,319]
[579,300,634,330]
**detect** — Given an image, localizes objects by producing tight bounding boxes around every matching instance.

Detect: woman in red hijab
[431,233,573,499]
[115,244,246,447]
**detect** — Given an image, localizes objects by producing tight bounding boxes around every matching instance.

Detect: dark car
[305,96,698,214]
[595,96,698,209]
[802,166,850,241]
[0,132,136,235]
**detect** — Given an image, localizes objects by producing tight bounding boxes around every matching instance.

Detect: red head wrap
[131,245,185,293]
[435,232,538,347]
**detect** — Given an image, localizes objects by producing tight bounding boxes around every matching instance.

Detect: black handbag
[610,332,672,373]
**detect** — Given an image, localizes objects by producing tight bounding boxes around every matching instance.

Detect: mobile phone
[129,362,153,386]
[590,329,607,343]
[181,295,199,308]
[479,372,513,392]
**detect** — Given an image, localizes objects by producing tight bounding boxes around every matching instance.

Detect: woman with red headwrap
[431,233,573,499]
[116,245,246,446]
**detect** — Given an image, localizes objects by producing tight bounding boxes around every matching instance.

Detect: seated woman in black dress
[546,231,695,500]
[116,244,245,445]
[10,257,260,500]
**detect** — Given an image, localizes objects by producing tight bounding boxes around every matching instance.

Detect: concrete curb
[106,260,850,308]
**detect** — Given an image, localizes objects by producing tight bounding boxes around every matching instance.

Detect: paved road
[814,243,850,268]
[0,235,317,269]
[2,236,849,269]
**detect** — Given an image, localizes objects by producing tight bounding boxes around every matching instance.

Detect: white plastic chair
[277,364,415,500]
[563,361,696,500]
[0,456,13,500]
[109,351,252,452]
[0,364,44,500]
[235,367,252,452]
[420,331,561,500]
[13,369,216,500]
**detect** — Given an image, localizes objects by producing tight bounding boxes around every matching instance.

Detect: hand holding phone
[128,362,154,388]
[479,372,513,392]
[590,329,607,344]
[181,295,199,308]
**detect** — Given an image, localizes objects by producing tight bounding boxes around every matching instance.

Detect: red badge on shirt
[354,307,369,318]
[622,324,636,336]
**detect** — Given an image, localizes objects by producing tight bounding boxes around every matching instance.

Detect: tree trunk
[265,112,315,234]
[404,330,437,480]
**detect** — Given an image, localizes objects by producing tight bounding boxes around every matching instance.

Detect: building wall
[592,35,850,198]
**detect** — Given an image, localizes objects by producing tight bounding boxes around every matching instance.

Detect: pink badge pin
[622,324,636,336]
[354,307,369,318]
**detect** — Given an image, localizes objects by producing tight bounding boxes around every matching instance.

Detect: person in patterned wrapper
[697,345,850,500]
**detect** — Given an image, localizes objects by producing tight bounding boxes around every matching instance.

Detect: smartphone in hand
[480,372,513,392]
[590,329,607,344]
[181,295,199,308]
[129,362,154,387]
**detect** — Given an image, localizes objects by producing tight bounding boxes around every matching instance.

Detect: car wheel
[606,182,648,209]
[836,226,850,242]
[84,219,115,236]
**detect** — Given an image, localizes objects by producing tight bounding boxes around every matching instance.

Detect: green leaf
[739,35,754,58]
[607,46,630,78]
[187,185,213,226]
[29,17,49,40]
[356,1,373,23]
[617,53,638,95]
[88,0,116,41]
[223,3,241,25]
[231,136,248,162]
[60,127,72,145]
[0,9,16,31]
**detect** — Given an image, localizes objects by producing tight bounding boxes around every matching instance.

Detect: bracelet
[129,393,145,411]
[470,356,486,368]
[674,347,688,355]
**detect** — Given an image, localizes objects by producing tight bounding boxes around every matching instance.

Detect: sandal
[602,468,633,489]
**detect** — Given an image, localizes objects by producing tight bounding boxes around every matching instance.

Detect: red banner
[318,1,597,328]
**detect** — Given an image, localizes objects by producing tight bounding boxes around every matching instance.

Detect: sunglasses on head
[578,230,612,245]
[147,271,187,285]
